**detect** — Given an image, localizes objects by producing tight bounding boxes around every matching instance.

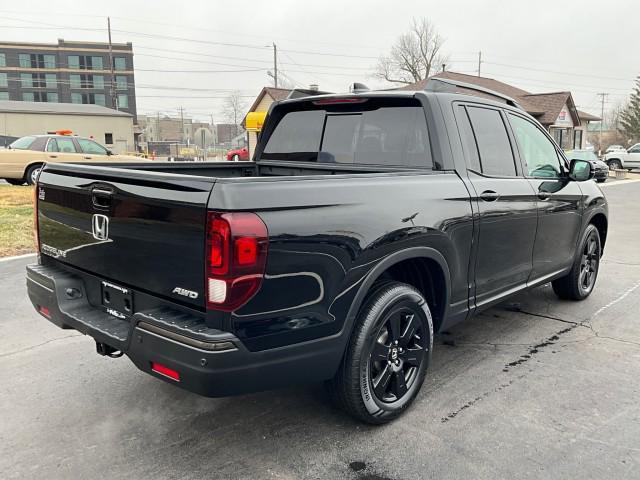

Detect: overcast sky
[3,0,638,122]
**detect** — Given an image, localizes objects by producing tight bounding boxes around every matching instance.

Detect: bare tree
[375,18,448,85]
[223,91,248,137]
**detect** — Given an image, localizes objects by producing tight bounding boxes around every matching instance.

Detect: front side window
[77,138,108,155]
[9,136,36,150]
[508,113,563,178]
[262,100,433,168]
[466,106,517,176]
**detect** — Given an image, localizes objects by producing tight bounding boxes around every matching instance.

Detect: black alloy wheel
[370,307,425,403]
[553,224,601,300]
[579,229,600,295]
[327,282,433,424]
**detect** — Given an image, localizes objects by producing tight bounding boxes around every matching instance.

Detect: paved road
[1,182,639,480]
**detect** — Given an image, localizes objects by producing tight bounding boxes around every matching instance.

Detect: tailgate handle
[91,188,113,208]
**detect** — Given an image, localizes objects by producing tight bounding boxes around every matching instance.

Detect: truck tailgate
[36,164,215,309]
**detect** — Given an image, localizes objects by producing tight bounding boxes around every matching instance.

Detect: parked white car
[604,144,640,170]
[606,144,627,153]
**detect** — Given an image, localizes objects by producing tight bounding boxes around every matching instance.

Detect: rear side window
[57,137,78,153]
[466,106,517,176]
[9,136,36,150]
[262,100,433,168]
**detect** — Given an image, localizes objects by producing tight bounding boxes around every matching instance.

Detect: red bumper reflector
[151,362,180,381]
[38,305,51,318]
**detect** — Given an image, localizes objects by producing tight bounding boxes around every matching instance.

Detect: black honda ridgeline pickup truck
[27,79,607,423]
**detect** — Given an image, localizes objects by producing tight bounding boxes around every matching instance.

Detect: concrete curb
[600,178,640,187]
[0,252,36,263]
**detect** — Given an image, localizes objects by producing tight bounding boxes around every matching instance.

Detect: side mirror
[569,159,593,181]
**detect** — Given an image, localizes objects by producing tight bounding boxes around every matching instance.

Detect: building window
[22,91,58,102]
[68,55,104,70]
[115,75,127,90]
[117,94,128,108]
[69,74,104,89]
[105,133,113,145]
[71,92,105,105]
[45,74,56,88]
[0,91,8,100]
[113,57,127,71]
[20,73,57,88]
[0,73,7,88]
[573,130,583,149]
[18,53,56,69]
[0,53,5,67]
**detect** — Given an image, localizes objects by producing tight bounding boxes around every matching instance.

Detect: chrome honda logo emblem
[92,214,109,241]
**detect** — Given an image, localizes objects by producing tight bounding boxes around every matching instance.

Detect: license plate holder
[101,281,133,319]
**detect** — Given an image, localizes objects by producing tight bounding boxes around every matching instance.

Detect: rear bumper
[26,262,343,397]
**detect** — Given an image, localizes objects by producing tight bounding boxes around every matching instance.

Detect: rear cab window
[260,97,434,169]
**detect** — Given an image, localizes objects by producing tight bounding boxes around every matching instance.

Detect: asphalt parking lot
[1,180,639,480]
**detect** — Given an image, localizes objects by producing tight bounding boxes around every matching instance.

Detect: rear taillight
[206,212,268,312]
[33,184,40,254]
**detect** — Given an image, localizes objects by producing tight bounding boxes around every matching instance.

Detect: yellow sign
[246,111,267,131]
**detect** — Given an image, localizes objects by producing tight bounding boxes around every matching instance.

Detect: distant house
[400,71,601,150]
[243,86,330,156]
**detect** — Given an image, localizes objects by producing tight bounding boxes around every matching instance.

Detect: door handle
[91,187,113,208]
[48,155,58,159]
[479,190,500,202]
[537,191,552,200]
[84,156,92,160]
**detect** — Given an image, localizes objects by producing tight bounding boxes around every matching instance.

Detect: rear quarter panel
[0,149,46,179]
[212,172,474,351]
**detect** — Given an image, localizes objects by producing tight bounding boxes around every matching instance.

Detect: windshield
[9,136,37,150]
[261,98,434,169]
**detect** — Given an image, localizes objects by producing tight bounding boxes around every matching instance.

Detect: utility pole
[107,17,117,110]
[597,92,608,153]
[156,111,161,140]
[477,51,482,77]
[273,43,278,88]
[441,63,446,72]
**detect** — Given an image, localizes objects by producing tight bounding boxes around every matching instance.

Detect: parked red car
[226,146,249,161]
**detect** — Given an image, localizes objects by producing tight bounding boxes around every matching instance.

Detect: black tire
[327,282,433,424]
[607,159,622,170]
[552,224,601,300]
[596,178,607,183]
[4,178,25,186]
[25,164,43,185]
